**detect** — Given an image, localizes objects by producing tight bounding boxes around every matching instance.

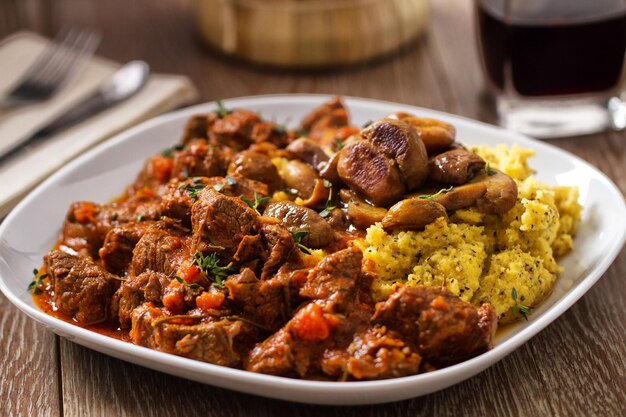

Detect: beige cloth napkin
[0,31,198,218]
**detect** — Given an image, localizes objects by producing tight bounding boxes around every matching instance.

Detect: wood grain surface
[0,0,624,416]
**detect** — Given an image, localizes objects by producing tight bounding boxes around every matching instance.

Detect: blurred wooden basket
[191,0,429,68]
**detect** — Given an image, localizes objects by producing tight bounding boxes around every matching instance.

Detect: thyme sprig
[194,252,235,288]
[418,186,454,200]
[174,276,201,290]
[179,182,206,201]
[511,288,534,321]
[485,162,496,176]
[216,100,232,118]
[319,187,335,218]
[291,231,312,255]
[28,268,48,295]
[334,137,345,151]
[240,192,270,215]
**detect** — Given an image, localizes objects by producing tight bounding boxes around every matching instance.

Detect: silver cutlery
[0,27,101,111]
[0,60,150,163]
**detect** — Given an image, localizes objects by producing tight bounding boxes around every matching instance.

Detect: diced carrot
[430,295,449,311]
[335,126,360,140]
[73,202,98,223]
[196,290,225,311]
[135,186,156,199]
[292,303,331,341]
[176,260,202,285]
[150,154,173,182]
[163,281,185,313]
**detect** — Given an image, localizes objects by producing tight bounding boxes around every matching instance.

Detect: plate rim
[1,93,625,404]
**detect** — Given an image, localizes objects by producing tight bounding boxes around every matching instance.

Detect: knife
[0,60,150,163]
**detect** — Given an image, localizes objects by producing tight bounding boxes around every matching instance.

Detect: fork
[0,28,101,111]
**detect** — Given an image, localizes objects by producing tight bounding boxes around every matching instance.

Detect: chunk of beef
[227,150,282,192]
[250,121,289,148]
[300,97,349,140]
[44,250,117,324]
[299,247,362,311]
[111,271,170,328]
[207,109,262,149]
[191,188,258,258]
[180,114,208,143]
[428,148,486,185]
[286,138,329,169]
[99,222,152,275]
[131,220,191,276]
[60,201,104,259]
[321,326,421,380]
[171,139,232,179]
[372,286,497,365]
[130,304,257,367]
[259,223,298,280]
[264,201,333,248]
[225,268,289,330]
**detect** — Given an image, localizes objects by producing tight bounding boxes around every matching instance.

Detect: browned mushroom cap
[388,112,456,155]
[319,151,341,184]
[381,198,448,232]
[280,160,319,198]
[227,151,282,192]
[299,97,349,138]
[339,189,388,229]
[286,138,329,169]
[434,170,518,214]
[362,118,429,190]
[264,201,333,248]
[428,148,486,185]
[337,140,406,207]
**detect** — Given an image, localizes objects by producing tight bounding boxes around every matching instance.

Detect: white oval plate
[1,95,625,405]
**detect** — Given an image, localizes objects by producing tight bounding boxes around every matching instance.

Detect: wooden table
[1,1,624,416]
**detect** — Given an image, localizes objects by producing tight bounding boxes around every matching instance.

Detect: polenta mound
[362,144,582,323]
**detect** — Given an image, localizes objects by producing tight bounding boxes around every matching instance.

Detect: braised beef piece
[171,139,232,180]
[372,286,497,365]
[250,121,289,148]
[191,187,259,258]
[99,222,152,275]
[299,247,362,311]
[112,270,170,328]
[130,303,258,367]
[45,250,117,324]
[321,325,421,380]
[180,114,208,143]
[227,150,282,192]
[225,268,290,330]
[300,97,349,140]
[131,219,191,276]
[264,201,333,249]
[258,222,298,280]
[286,138,329,169]
[428,148,486,185]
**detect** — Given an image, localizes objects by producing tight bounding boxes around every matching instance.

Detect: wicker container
[191,0,429,68]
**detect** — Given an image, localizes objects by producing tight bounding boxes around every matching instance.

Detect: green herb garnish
[334,137,345,151]
[485,162,495,176]
[511,288,534,321]
[179,183,206,201]
[319,187,336,218]
[240,192,270,215]
[418,186,454,200]
[28,268,48,295]
[162,144,184,157]
[282,188,298,196]
[291,231,312,255]
[174,276,201,290]
[216,100,232,118]
[194,252,235,288]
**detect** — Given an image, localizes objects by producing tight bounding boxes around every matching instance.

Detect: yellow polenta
[362,144,581,323]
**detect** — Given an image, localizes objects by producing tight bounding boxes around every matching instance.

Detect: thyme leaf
[179,183,206,201]
[28,268,48,295]
[485,162,495,176]
[511,287,534,321]
[194,252,235,288]
[216,100,232,118]
[174,276,201,290]
[418,186,453,200]
[291,231,312,255]
[319,187,335,218]
[240,192,270,215]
